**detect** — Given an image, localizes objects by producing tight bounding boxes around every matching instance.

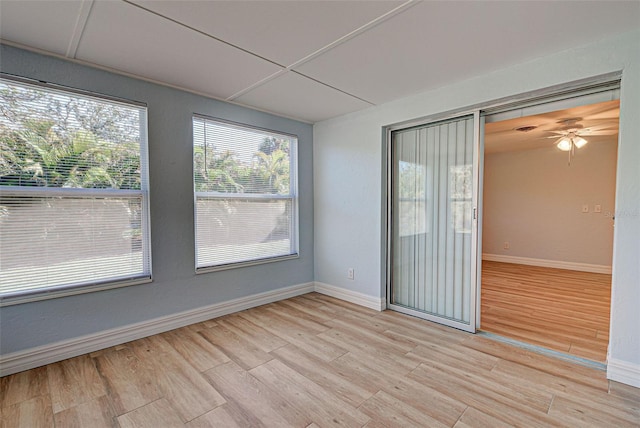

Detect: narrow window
[0,77,151,303]
[193,116,298,271]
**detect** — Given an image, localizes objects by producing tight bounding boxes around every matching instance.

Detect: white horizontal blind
[0,77,151,300]
[193,116,298,270]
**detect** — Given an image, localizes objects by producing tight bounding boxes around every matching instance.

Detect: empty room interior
[481,99,619,363]
[0,1,639,427]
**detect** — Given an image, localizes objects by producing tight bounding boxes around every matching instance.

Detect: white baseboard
[314,281,386,311]
[5,278,638,390]
[0,282,314,377]
[1,281,385,377]
[482,253,612,274]
[607,358,640,389]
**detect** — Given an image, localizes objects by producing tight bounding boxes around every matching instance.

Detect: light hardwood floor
[480,261,611,362]
[2,292,638,427]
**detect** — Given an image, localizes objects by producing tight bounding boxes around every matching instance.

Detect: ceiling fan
[544,118,618,164]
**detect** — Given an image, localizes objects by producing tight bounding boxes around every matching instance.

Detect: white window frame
[193,115,299,273]
[0,75,152,306]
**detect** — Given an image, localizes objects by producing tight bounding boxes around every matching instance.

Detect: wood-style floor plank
[610,380,640,402]
[358,390,448,428]
[270,344,374,408]
[1,292,637,428]
[215,313,288,353]
[414,359,555,414]
[202,361,303,427]
[92,346,162,416]
[238,307,348,362]
[328,351,409,394]
[319,328,421,377]
[52,395,117,428]
[408,364,562,427]
[549,395,640,427]
[184,404,244,428]
[116,398,184,428]
[481,261,611,362]
[0,396,53,428]
[0,367,48,409]
[462,335,609,391]
[160,327,230,372]
[198,323,274,371]
[46,354,106,413]
[250,359,370,427]
[129,335,226,423]
[378,376,467,425]
[453,407,513,428]
[408,342,499,376]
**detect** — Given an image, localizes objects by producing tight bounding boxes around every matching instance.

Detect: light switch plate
[582,204,589,213]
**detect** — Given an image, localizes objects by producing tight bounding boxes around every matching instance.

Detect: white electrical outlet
[347,268,354,280]
[503,242,510,250]
[594,204,602,213]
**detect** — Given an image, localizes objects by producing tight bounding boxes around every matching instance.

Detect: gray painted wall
[0,45,314,354]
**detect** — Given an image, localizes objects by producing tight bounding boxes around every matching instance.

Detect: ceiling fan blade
[580,130,618,136]
[587,110,620,120]
[543,119,617,133]
[580,119,619,126]
[573,100,619,117]
[582,123,618,132]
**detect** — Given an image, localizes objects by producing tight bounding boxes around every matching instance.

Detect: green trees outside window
[1,82,142,189]
[193,117,298,270]
[0,78,151,301]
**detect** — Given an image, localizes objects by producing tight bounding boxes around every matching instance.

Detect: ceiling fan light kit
[573,136,588,148]
[555,132,588,152]
[555,132,588,165]
[556,137,573,151]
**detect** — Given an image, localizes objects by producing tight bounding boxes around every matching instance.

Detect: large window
[0,77,151,304]
[193,116,298,271]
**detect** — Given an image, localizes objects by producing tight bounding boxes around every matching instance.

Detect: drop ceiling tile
[296,1,640,105]
[75,0,282,100]
[130,0,404,66]
[0,0,83,56]
[234,72,371,123]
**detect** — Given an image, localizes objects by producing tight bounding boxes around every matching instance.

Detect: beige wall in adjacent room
[482,138,617,267]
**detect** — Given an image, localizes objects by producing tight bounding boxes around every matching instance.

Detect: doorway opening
[385,75,621,366]
[480,99,619,363]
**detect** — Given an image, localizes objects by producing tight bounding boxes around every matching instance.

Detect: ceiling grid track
[224,69,290,102]
[123,0,415,107]
[227,0,417,103]
[4,1,636,123]
[285,0,417,71]
[65,0,94,59]
[122,0,286,69]
[0,38,314,124]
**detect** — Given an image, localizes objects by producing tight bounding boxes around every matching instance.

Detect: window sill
[0,277,153,307]
[196,253,300,274]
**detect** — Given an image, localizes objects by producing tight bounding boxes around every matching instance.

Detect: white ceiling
[1,1,639,123]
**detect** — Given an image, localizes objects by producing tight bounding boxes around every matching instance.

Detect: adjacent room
[481,99,619,363]
[1,1,639,427]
